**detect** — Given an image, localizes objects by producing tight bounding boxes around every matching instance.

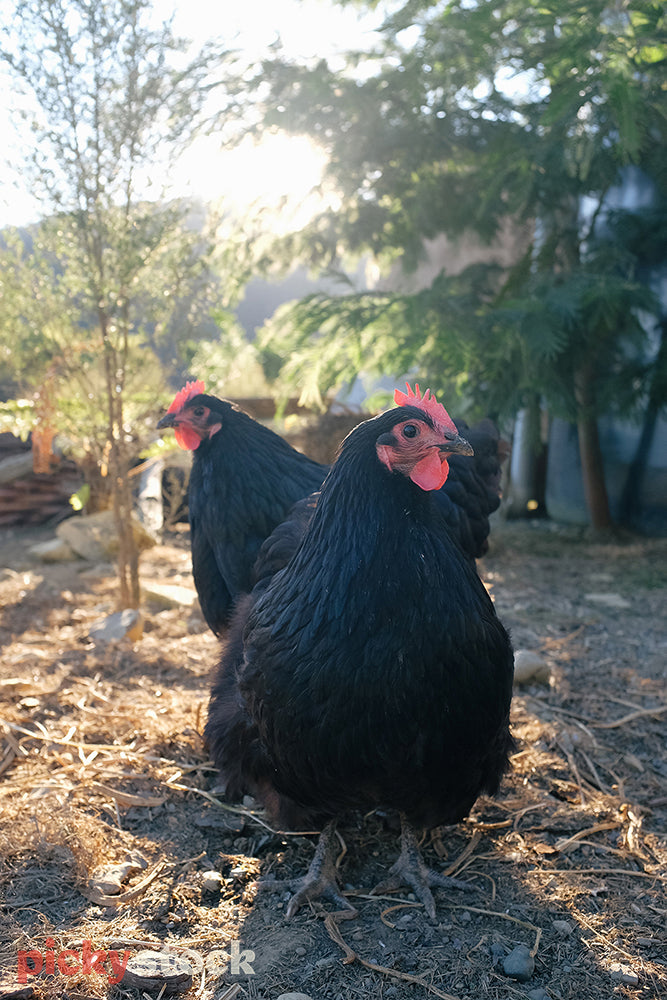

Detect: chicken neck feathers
[188,401,326,633]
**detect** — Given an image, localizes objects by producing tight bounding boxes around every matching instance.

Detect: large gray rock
[57,511,156,561]
[121,952,193,994]
[28,537,77,563]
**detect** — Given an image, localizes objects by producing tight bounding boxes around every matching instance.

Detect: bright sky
[0,0,382,230]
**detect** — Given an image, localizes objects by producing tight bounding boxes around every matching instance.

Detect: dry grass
[0,522,665,1000]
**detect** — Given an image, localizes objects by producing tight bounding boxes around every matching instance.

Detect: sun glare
[169,132,333,231]
[1,0,379,230]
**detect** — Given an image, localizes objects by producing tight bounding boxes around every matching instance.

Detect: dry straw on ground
[0,522,665,1000]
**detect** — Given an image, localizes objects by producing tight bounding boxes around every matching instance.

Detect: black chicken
[157,381,506,636]
[439,416,507,559]
[157,381,327,635]
[205,386,515,919]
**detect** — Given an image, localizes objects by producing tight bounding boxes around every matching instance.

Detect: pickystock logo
[17,940,130,986]
[133,942,256,977]
[16,939,256,985]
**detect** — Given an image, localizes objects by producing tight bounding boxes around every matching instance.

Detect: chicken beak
[157,412,177,430]
[440,431,474,457]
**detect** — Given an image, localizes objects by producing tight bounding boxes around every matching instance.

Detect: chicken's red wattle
[409,451,449,491]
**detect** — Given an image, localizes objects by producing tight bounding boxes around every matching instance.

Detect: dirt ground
[0,518,665,1000]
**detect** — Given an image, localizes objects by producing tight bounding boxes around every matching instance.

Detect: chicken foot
[259,820,358,920]
[371,814,474,920]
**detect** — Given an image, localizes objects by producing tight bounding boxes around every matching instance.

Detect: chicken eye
[402,423,419,439]
[192,406,206,417]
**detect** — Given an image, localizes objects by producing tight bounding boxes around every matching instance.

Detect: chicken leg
[260,821,358,920]
[372,814,474,919]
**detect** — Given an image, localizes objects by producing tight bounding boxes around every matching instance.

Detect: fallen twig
[165,780,318,837]
[91,783,166,808]
[576,747,609,793]
[522,696,667,730]
[527,867,666,882]
[334,829,348,870]
[445,902,542,956]
[522,696,595,723]
[554,821,619,853]
[576,912,636,960]
[323,912,461,1000]
[443,829,482,877]
[557,740,586,805]
[380,902,422,928]
[0,744,17,778]
[218,986,243,1000]
[79,862,164,907]
[0,718,142,755]
[590,704,667,729]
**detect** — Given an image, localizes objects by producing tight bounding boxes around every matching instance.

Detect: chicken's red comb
[167,379,206,414]
[394,383,458,433]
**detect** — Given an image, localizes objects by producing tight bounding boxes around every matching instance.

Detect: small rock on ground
[122,952,192,993]
[513,649,551,685]
[490,942,507,966]
[584,591,631,609]
[0,987,35,1000]
[201,871,223,893]
[552,919,573,936]
[57,510,156,561]
[502,944,535,982]
[610,962,639,986]
[88,609,143,644]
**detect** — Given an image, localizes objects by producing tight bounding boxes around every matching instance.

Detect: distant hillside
[234,263,367,337]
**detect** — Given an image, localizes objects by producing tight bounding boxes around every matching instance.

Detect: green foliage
[188,318,276,399]
[0,211,216,462]
[240,0,666,436]
[0,0,237,604]
[259,262,504,415]
[0,0,234,455]
[0,398,36,441]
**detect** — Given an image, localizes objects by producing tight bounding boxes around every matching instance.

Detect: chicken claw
[372,815,475,920]
[259,821,358,920]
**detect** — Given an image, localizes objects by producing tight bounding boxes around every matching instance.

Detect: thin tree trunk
[574,364,614,532]
[111,434,141,609]
[101,318,141,609]
[506,394,546,517]
[618,320,666,526]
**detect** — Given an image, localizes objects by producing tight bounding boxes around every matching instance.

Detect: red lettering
[107,949,131,985]
[16,951,43,984]
[57,949,80,975]
[81,940,107,975]
[44,938,56,975]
